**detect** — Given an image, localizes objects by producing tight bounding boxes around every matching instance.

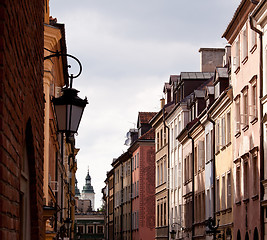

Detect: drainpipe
[207,114,216,240]
[250,13,264,240]
[163,108,170,239]
[121,163,123,240]
[113,174,115,240]
[187,126,195,240]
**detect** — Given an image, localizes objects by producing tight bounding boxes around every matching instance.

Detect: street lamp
[52,87,87,134]
[44,48,88,135]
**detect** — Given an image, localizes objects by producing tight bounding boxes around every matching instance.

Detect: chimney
[160,98,165,109]
[199,48,225,72]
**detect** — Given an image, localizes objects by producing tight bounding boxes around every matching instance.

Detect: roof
[169,75,180,84]
[139,128,155,140]
[216,67,229,78]
[163,82,171,92]
[206,86,214,95]
[222,0,258,42]
[180,72,214,80]
[194,89,205,98]
[138,112,157,124]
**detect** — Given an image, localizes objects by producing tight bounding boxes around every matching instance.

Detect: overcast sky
[50,0,240,209]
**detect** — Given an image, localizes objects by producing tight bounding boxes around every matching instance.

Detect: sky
[50,0,240,209]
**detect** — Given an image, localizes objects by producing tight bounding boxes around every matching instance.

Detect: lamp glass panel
[69,105,84,132]
[54,105,67,131]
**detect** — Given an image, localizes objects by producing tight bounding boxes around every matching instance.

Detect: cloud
[50,0,240,208]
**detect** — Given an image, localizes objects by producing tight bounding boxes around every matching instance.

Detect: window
[243,159,249,199]
[226,111,231,144]
[88,225,94,234]
[216,178,220,212]
[157,132,160,151]
[137,152,139,168]
[252,150,258,196]
[184,157,187,182]
[198,140,205,169]
[160,129,163,148]
[157,164,160,186]
[157,204,160,226]
[163,127,167,145]
[242,87,249,128]
[250,27,257,51]
[97,225,104,234]
[236,164,241,202]
[206,132,211,163]
[235,96,241,134]
[194,146,198,174]
[164,201,167,226]
[234,36,240,72]
[250,77,257,122]
[202,191,205,221]
[163,159,167,183]
[227,171,231,208]
[241,24,248,62]
[221,116,226,147]
[216,120,220,152]
[207,189,210,217]
[160,162,163,184]
[131,158,134,172]
[221,175,226,210]
[137,181,139,196]
[78,226,84,234]
[189,153,193,180]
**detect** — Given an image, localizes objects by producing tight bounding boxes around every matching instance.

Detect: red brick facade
[0,0,44,239]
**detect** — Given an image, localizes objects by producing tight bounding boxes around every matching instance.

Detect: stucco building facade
[222,1,262,239]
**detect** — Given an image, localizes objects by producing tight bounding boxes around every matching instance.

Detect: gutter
[206,114,216,240]
[250,11,264,240]
[163,108,170,239]
[186,126,195,240]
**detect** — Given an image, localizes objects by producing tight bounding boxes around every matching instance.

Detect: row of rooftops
[108,43,232,173]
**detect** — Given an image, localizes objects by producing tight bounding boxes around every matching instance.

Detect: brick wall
[0,0,44,239]
[140,145,155,239]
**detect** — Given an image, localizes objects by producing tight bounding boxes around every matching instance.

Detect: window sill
[215,150,220,156]
[221,209,227,215]
[243,198,249,204]
[234,66,240,74]
[226,207,232,213]
[250,44,257,54]
[252,194,259,201]
[226,142,231,147]
[221,145,226,151]
[250,117,258,125]
[215,211,220,216]
[235,200,241,206]
[235,131,241,138]
[242,56,248,65]
[242,125,249,132]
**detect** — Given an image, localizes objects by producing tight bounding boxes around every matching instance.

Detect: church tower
[81,168,95,210]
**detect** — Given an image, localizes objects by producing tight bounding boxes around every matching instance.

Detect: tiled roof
[180,72,214,80]
[139,128,155,140]
[138,112,157,124]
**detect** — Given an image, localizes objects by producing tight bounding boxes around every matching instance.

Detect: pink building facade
[223,1,262,239]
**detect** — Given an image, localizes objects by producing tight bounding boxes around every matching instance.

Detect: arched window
[253,228,259,240]
[20,138,32,239]
[20,120,38,239]
[237,230,241,240]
